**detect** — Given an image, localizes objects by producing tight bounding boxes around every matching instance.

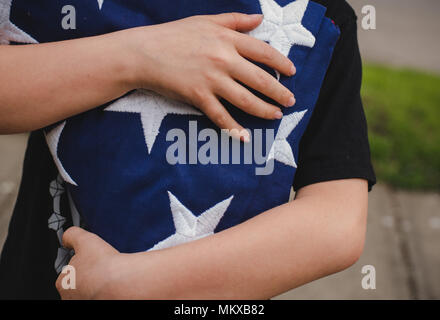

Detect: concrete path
[348,0,440,73]
[276,184,440,300]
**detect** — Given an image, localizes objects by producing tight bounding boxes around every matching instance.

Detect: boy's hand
[55,181,368,300]
[128,13,296,139]
[56,227,122,300]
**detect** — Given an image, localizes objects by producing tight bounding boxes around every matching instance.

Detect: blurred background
[0,0,439,299]
[277,0,440,299]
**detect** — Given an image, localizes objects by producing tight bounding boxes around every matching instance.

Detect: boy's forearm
[0,30,138,134]
[108,179,368,299]
[1,14,297,136]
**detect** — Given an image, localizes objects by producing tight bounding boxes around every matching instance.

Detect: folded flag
[5,0,340,269]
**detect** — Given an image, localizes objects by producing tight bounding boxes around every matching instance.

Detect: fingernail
[274,110,283,119]
[241,131,251,143]
[290,65,296,75]
[287,96,296,107]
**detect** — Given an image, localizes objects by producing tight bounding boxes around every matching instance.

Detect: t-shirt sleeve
[293,11,376,192]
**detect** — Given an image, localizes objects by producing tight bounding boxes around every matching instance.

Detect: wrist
[119,26,158,91]
[90,253,133,299]
[102,250,174,299]
[104,28,145,92]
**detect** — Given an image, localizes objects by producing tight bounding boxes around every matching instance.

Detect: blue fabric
[11,0,340,253]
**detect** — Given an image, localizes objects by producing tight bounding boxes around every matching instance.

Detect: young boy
[0,0,375,299]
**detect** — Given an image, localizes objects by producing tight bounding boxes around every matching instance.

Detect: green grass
[362,64,440,190]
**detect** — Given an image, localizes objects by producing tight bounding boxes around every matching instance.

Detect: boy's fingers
[216,79,283,120]
[234,33,296,76]
[205,13,263,32]
[230,57,295,108]
[200,94,250,142]
[62,226,90,251]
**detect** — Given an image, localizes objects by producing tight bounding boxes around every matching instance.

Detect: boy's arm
[0,31,135,134]
[58,178,368,299]
[0,13,295,135]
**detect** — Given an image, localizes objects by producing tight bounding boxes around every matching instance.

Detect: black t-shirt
[0,0,376,299]
[294,0,376,192]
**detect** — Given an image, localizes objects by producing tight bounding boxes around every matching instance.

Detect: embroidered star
[149,191,234,251]
[97,0,104,10]
[0,0,37,44]
[267,110,307,168]
[105,89,202,154]
[250,0,315,57]
[46,121,78,186]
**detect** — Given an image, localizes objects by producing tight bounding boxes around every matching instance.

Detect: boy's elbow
[297,179,370,274]
[332,204,368,272]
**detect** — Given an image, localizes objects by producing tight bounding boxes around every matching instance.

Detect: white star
[45,121,78,186]
[250,0,315,57]
[267,110,307,168]
[0,0,37,44]
[97,0,104,10]
[149,191,234,251]
[105,89,202,154]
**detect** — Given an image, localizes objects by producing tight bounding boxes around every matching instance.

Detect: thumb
[206,13,263,32]
[62,226,119,255]
[62,226,92,251]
